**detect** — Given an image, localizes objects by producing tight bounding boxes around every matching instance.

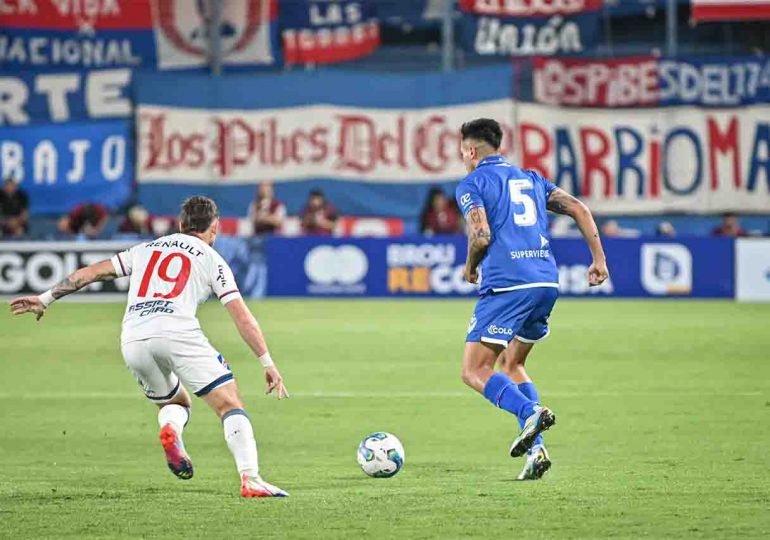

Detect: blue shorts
[466,286,559,347]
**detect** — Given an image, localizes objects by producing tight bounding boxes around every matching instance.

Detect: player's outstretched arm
[547,188,609,286]
[463,206,492,284]
[8,259,117,321]
[225,298,289,400]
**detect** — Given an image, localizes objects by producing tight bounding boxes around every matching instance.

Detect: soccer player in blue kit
[456,118,609,480]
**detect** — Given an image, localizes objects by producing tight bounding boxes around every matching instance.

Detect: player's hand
[588,260,609,287]
[464,265,479,284]
[264,365,289,400]
[9,296,46,321]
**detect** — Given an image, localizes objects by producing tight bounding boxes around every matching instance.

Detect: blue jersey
[455,155,559,295]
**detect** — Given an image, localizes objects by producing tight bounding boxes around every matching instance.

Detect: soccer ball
[356,432,405,478]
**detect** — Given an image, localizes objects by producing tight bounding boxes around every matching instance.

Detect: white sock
[158,404,189,434]
[222,409,259,478]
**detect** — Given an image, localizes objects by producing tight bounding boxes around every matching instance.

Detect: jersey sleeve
[528,169,558,199]
[455,176,484,216]
[210,251,242,306]
[110,246,135,277]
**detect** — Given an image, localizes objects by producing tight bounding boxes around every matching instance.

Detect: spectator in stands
[420,187,461,235]
[58,202,108,239]
[712,212,748,237]
[118,204,154,236]
[656,221,676,238]
[601,220,622,237]
[0,177,29,238]
[600,219,639,238]
[301,189,338,235]
[248,181,286,235]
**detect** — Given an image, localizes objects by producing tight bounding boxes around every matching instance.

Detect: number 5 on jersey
[509,178,537,226]
[138,251,192,299]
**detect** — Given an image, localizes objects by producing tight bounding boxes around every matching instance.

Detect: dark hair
[180,196,218,233]
[420,187,444,233]
[460,118,503,150]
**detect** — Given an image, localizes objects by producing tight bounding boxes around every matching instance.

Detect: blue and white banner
[0,0,278,73]
[0,69,133,126]
[265,237,735,298]
[459,0,602,57]
[533,56,770,108]
[0,120,133,215]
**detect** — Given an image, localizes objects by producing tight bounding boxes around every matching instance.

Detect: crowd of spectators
[0,178,29,238]
[0,175,765,240]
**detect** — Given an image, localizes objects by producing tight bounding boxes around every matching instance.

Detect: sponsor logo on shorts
[488,324,513,336]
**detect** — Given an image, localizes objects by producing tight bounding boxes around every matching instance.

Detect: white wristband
[258,351,274,368]
[38,290,55,308]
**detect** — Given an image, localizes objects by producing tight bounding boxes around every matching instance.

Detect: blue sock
[483,372,537,421]
[518,382,544,449]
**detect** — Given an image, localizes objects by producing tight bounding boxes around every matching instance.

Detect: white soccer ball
[356,432,405,478]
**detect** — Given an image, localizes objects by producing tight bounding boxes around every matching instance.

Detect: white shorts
[121,336,234,403]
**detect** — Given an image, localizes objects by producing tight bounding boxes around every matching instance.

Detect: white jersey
[110,233,241,344]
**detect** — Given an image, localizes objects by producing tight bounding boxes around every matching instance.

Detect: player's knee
[219,403,245,420]
[216,395,244,418]
[460,366,477,388]
[171,389,192,408]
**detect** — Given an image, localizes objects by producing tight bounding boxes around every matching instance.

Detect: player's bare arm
[9,259,117,321]
[547,187,609,286]
[464,206,492,284]
[225,298,289,400]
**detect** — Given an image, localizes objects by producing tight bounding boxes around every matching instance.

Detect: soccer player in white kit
[9,196,289,497]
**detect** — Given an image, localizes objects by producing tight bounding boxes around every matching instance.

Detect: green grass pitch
[1,299,769,538]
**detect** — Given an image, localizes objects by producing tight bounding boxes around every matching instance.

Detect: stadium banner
[280,0,380,64]
[264,236,735,298]
[0,120,133,215]
[0,0,155,71]
[0,0,278,72]
[153,0,279,69]
[0,69,132,126]
[132,66,514,217]
[513,102,770,214]
[691,0,770,21]
[458,0,602,57]
[532,55,770,108]
[735,238,770,302]
[133,63,770,216]
[0,239,267,299]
